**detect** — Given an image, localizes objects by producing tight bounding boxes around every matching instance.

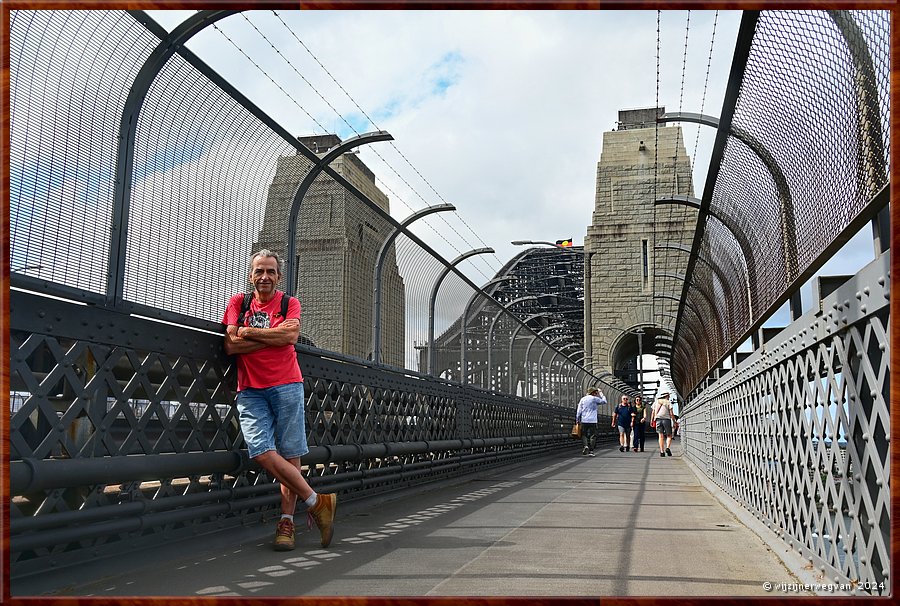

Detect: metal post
[285,131,394,298]
[637,330,644,399]
[108,10,238,307]
[427,248,494,376]
[371,203,455,363]
[508,313,547,394]
[523,324,566,398]
[459,277,513,386]
[486,296,538,393]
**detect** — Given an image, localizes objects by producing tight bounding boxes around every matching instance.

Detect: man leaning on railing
[222,249,337,551]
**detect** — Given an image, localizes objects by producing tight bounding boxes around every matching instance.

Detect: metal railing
[680,252,890,595]
[8,285,624,577]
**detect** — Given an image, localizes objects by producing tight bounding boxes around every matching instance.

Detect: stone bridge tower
[253,135,406,366]
[584,108,697,393]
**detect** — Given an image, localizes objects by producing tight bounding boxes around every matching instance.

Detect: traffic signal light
[556,238,573,247]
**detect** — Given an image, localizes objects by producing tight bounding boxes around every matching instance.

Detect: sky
[144,9,742,280]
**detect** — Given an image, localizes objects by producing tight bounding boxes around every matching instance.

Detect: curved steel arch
[286,130,395,297]
[656,271,726,346]
[654,195,756,306]
[657,113,798,282]
[109,10,239,305]
[656,242,743,323]
[371,203,455,363]
[427,247,494,375]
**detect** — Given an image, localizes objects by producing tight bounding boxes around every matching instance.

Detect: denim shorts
[236,382,309,459]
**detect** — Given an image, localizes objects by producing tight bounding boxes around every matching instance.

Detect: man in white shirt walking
[575,387,607,456]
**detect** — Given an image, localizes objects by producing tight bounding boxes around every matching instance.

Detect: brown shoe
[274,517,295,551]
[307,493,336,547]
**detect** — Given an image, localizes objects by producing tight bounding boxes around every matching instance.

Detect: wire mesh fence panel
[679,253,889,594]
[674,10,890,395]
[9,11,160,290]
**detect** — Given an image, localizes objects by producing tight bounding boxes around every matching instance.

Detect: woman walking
[631,395,647,452]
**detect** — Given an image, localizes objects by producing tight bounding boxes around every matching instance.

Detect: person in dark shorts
[631,395,648,452]
[612,395,636,452]
[651,392,675,457]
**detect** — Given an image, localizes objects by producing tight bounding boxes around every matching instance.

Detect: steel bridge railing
[680,251,890,595]
[8,285,622,579]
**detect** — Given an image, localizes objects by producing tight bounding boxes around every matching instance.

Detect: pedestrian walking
[223,249,336,550]
[631,395,647,452]
[651,391,675,457]
[575,387,607,456]
[612,395,636,452]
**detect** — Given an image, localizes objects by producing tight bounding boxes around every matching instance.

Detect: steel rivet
[863,287,870,295]
[855,291,863,300]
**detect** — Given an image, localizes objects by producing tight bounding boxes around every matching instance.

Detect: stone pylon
[253,135,405,366]
[584,108,697,392]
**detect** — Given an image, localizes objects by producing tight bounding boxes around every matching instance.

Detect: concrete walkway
[15,439,808,597]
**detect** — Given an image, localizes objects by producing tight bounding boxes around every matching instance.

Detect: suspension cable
[653,10,661,328]
[691,10,718,176]
[673,10,690,196]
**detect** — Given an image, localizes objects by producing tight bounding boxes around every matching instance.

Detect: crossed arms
[224,318,300,355]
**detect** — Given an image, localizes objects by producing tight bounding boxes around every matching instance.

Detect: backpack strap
[280,291,291,319]
[236,292,253,327]
[237,291,294,325]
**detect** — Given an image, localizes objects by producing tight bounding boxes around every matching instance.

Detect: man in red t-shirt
[223,249,336,551]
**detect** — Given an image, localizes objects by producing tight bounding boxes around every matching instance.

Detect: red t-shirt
[222,291,303,391]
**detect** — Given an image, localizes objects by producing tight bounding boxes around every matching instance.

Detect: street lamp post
[460,276,514,386]
[539,336,578,402]
[523,323,566,399]
[427,247,494,376]
[507,312,552,394]
[372,203,455,364]
[485,295,538,392]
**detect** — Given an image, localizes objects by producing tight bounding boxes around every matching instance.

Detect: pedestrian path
[15,440,809,597]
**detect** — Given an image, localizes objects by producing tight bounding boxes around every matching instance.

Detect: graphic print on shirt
[248,311,270,329]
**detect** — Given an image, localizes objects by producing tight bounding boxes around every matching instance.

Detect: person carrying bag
[575,387,607,456]
[651,392,675,457]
